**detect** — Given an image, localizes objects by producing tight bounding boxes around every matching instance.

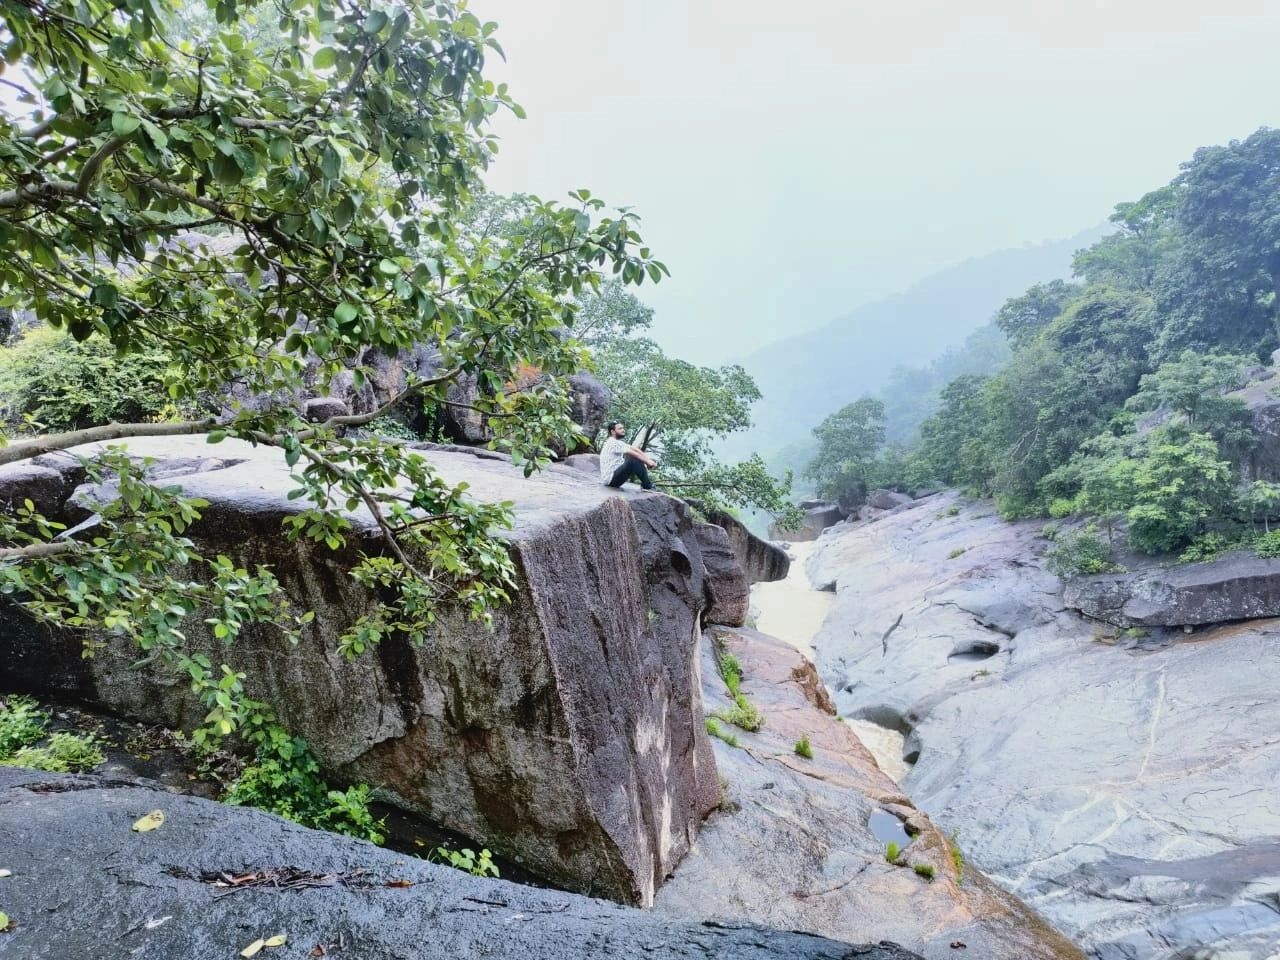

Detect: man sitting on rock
[599,420,656,490]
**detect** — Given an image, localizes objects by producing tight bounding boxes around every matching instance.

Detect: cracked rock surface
[808,492,1280,959]
[653,626,1083,960]
[0,767,924,960]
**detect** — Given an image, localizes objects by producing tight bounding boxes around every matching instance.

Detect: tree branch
[0,419,217,468]
[0,540,79,561]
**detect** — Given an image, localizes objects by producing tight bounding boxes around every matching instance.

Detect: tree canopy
[0,0,665,742]
[800,126,1280,562]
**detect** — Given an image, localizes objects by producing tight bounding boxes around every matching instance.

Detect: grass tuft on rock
[793,735,813,759]
[705,717,739,748]
[913,863,936,881]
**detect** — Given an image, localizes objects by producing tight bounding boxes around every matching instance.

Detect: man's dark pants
[608,458,654,490]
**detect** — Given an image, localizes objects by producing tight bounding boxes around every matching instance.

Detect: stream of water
[750,540,911,783]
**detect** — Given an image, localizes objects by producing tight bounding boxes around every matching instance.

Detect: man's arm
[624,444,656,468]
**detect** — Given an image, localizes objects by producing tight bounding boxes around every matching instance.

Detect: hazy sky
[473,0,1280,363]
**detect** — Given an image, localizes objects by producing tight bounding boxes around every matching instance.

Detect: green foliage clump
[0,696,49,757]
[946,548,966,560]
[714,694,764,734]
[10,732,106,773]
[1044,525,1118,579]
[704,717,739,748]
[913,863,936,881]
[793,735,814,759]
[0,697,104,773]
[223,728,384,845]
[718,652,744,698]
[1178,533,1234,564]
[1255,531,1280,559]
[433,846,498,878]
[1123,431,1235,554]
[885,841,902,864]
[0,327,175,433]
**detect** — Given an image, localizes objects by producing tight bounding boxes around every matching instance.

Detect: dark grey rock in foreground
[0,768,921,960]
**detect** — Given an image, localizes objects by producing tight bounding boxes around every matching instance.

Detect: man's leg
[608,457,654,490]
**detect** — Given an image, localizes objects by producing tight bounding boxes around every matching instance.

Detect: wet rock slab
[0,767,923,960]
[653,626,1083,960]
[808,493,1280,959]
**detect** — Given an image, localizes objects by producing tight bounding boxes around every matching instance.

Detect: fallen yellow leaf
[264,935,287,947]
[131,810,164,832]
[241,938,265,958]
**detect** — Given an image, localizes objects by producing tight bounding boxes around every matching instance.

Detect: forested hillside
[728,226,1105,461]
[808,128,1280,571]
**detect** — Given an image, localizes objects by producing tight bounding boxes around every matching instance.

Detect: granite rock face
[0,436,720,906]
[693,521,751,627]
[705,507,791,583]
[0,768,924,960]
[808,493,1280,959]
[1063,551,1280,627]
[654,626,1083,960]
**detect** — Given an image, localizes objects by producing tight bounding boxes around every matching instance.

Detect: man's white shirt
[599,437,629,483]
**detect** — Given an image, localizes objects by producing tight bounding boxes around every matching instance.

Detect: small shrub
[949,834,965,885]
[885,841,902,864]
[365,416,422,442]
[1256,530,1280,558]
[946,548,966,560]
[946,506,960,517]
[793,735,813,759]
[713,692,763,733]
[0,696,49,757]
[1178,532,1234,564]
[1044,525,1117,579]
[705,717,739,748]
[1040,523,1060,541]
[9,732,105,773]
[434,846,498,878]
[913,863,936,881]
[718,652,744,697]
[1047,497,1077,519]
[224,730,384,844]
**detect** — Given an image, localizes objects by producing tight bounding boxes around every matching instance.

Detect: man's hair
[605,420,625,433]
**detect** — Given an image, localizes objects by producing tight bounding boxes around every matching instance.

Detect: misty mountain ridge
[728,225,1109,463]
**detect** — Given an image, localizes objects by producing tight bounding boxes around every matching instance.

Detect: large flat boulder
[1063,551,1280,627]
[0,436,720,906]
[807,492,1280,959]
[0,768,923,960]
[654,626,1083,960]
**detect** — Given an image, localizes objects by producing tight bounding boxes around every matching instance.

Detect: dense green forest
[807,128,1280,572]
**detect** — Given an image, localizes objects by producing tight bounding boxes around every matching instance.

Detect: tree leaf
[111,112,141,136]
[131,809,164,832]
[241,938,265,958]
[313,47,336,69]
[264,935,288,947]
